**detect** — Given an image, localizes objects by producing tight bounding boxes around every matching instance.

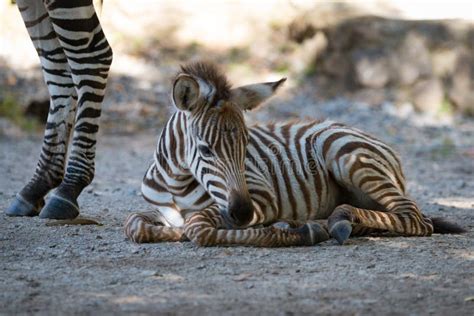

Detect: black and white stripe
[7,0,112,219]
[124,61,464,246]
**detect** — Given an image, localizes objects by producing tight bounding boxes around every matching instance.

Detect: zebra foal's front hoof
[5,194,44,217]
[329,220,352,245]
[302,222,330,245]
[39,194,79,219]
[272,221,291,230]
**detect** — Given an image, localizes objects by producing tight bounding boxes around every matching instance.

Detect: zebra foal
[124,61,464,247]
[6,0,112,219]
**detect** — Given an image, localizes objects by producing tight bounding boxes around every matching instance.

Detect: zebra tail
[431,217,467,234]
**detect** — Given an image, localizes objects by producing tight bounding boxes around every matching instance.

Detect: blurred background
[0,0,473,136]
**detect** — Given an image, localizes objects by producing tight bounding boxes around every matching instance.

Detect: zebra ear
[172,74,200,111]
[230,78,286,111]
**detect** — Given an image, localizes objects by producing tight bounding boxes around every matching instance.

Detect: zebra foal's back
[245,120,341,223]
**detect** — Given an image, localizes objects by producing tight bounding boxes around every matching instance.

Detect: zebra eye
[198,145,213,157]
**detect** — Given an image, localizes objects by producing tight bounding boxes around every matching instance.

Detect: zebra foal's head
[171,61,285,227]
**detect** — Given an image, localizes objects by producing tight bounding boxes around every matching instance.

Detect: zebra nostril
[230,212,240,223]
[228,190,254,226]
[229,211,245,227]
[228,205,253,227]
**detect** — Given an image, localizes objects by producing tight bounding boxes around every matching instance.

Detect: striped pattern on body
[125,61,463,247]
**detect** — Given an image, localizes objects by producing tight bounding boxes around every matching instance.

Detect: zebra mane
[249,118,325,129]
[179,61,232,101]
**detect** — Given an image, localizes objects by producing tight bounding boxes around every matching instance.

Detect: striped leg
[7,0,78,217]
[327,151,433,244]
[348,225,384,237]
[124,211,187,243]
[125,162,207,243]
[39,0,112,219]
[22,0,110,219]
[328,202,433,244]
[184,206,329,247]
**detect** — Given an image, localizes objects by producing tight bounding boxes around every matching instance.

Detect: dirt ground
[1,1,473,314]
[1,93,473,314]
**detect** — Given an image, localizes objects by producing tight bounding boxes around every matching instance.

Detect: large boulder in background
[291,15,473,115]
[352,48,390,88]
[391,32,432,86]
[412,78,444,114]
[447,48,474,115]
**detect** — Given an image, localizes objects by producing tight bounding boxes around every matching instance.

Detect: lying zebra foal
[124,61,464,247]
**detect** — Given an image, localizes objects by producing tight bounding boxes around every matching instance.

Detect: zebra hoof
[272,221,291,230]
[5,194,43,217]
[305,222,330,245]
[329,220,352,245]
[39,194,79,219]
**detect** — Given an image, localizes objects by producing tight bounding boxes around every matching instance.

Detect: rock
[302,15,473,116]
[351,88,388,106]
[233,273,253,282]
[391,32,432,86]
[431,48,458,77]
[320,52,350,78]
[290,32,328,73]
[447,49,474,115]
[287,20,316,43]
[23,89,49,117]
[24,98,49,123]
[0,118,25,138]
[391,56,420,86]
[353,49,390,88]
[411,78,444,114]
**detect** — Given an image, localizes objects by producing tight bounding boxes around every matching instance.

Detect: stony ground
[1,1,473,314]
[1,91,473,315]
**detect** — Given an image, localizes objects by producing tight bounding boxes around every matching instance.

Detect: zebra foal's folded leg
[124,211,187,243]
[328,201,433,245]
[326,171,434,245]
[7,0,78,217]
[184,206,330,247]
[324,141,433,244]
[327,167,433,244]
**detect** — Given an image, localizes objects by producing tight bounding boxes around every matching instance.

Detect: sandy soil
[1,3,473,313]
[1,93,473,314]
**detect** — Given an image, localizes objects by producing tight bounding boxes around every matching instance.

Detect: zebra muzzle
[227,191,254,227]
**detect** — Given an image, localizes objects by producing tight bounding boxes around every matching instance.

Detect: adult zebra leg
[124,211,187,243]
[38,0,113,219]
[7,0,78,217]
[184,206,330,247]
